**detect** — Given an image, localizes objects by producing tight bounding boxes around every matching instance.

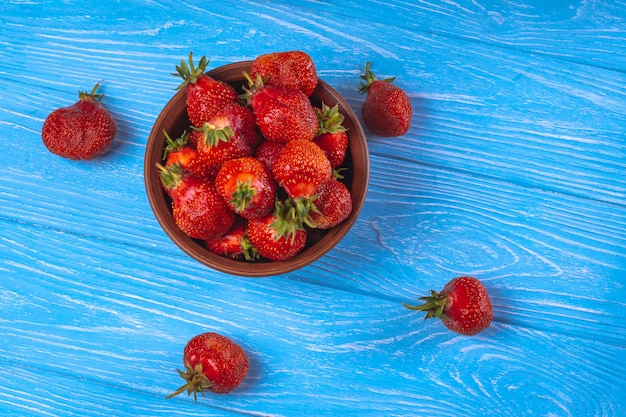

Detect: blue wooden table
[1,1,625,416]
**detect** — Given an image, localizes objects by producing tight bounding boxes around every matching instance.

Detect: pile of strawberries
[158,51,353,262]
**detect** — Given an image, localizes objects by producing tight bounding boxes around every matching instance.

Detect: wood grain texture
[266,0,626,70]
[1,0,625,416]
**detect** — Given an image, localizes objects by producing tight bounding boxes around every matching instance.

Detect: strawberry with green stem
[250,50,318,97]
[173,52,238,127]
[359,62,412,137]
[309,176,352,229]
[157,163,234,240]
[313,102,349,168]
[206,220,259,261]
[403,276,493,336]
[191,104,254,172]
[272,139,332,229]
[220,102,262,149]
[41,82,117,160]
[242,72,318,143]
[272,139,332,201]
[162,130,210,179]
[166,332,249,400]
[247,198,308,262]
[215,156,277,220]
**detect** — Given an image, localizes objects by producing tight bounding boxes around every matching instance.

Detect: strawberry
[157,163,234,240]
[313,103,349,168]
[206,220,259,261]
[41,82,116,160]
[220,102,263,148]
[166,332,249,400]
[250,50,318,97]
[247,199,307,261]
[243,74,318,143]
[174,52,238,127]
[309,177,352,229]
[215,156,277,220]
[192,105,254,171]
[162,130,212,179]
[272,139,332,200]
[358,62,412,137]
[163,130,196,167]
[403,276,493,336]
[254,139,284,171]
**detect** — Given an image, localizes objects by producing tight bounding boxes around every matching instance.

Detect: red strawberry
[254,139,284,171]
[309,177,352,229]
[359,62,412,137]
[166,332,249,400]
[243,74,318,143]
[215,156,277,220]
[162,130,212,179]
[163,130,196,166]
[206,220,259,261]
[167,129,220,180]
[41,82,116,160]
[192,106,254,170]
[313,103,349,168]
[272,139,332,200]
[250,50,318,97]
[248,215,307,262]
[247,199,307,261]
[174,53,238,127]
[158,163,234,240]
[403,276,493,336]
[220,102,263,148]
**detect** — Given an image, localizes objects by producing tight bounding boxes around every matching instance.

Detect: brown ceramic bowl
[144,61,369,277]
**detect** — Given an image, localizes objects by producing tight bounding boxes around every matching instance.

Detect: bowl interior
[144,61,369,277]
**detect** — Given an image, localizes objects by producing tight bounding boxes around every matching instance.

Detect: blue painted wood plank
[0,368,242,417]
[248,0,626,71]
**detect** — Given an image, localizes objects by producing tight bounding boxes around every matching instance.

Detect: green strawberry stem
[241,71,257,88]
[230,179,258,212]
[271,199,302,244]
[291,196,319,228]
[239,71,267,104]
[333,167,347,180]
[162,129,189,160]
[358,61,396,94]
[78,81,105,102]
[165,361,213,403]
[403,290,450,321]
[156,162,184,190]
[240,232,260,261]
[316,102,347,135]
[271,197,319,244]
[173,52,209,90]
[194,123,235,148]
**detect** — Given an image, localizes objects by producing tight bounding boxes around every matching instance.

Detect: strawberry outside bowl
[144,61,369,277]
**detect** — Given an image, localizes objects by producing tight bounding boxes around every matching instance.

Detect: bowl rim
[144,60,369,277]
